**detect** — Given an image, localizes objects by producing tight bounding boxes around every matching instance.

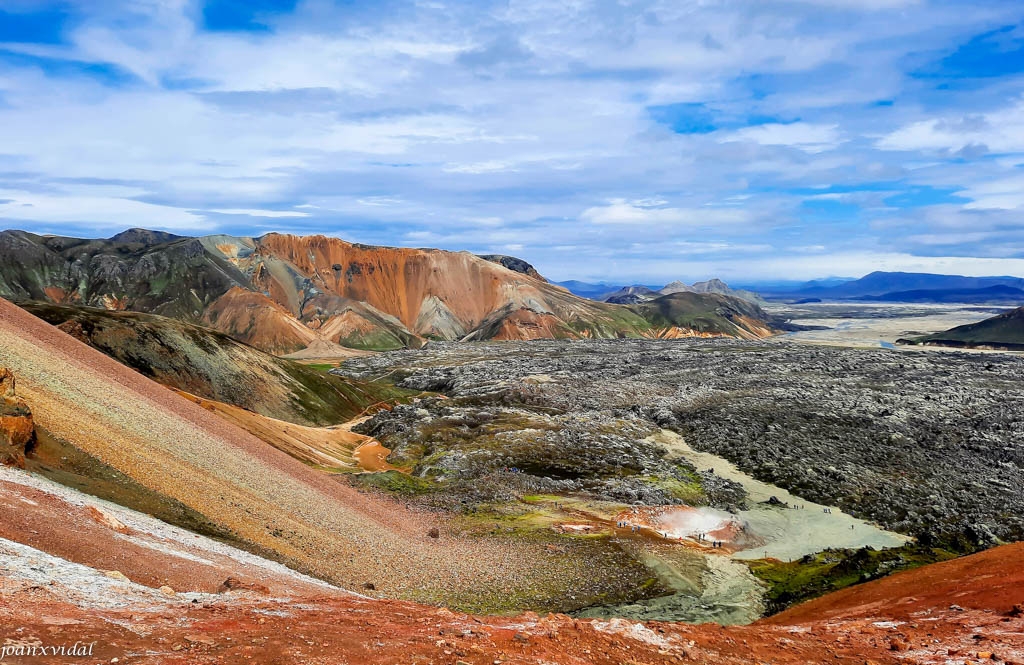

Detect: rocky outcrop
[0,368,34,467]
[603,285,659,304]
[478,254,546,281]
[217,576,270,595]
[659,280,692,295]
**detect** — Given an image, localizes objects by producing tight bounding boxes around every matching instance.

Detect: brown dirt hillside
[769,541,1024,625]
[224,233,788,346]
[252,234,565,331]
[201,286,318,354]
[0,297,672,612]
[176,391,388,473]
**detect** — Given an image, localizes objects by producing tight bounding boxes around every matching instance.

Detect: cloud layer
[1,0,1023,282]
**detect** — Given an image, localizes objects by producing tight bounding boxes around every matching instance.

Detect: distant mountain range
[854,284,1024,304]
[772,271,1024,304]
[554,280,660,300]
[559,278,764,304]
[0,229,788,354]
[566,271,1024,305]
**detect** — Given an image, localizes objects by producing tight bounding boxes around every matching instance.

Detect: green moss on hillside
[906,306,1024,349]
[748,544,958,614]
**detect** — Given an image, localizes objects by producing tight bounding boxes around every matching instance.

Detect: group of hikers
[695,532,725,549]
[614,521,727,549]
[615,520,643,534]
[792,503,839,516]
[791,503,840,517]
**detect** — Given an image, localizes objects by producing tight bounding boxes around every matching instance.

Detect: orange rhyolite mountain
[207,232,611,349]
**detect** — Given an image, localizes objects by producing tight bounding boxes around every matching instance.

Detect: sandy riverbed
[648,429,910,561]
[764,302,1007,350]
[575,430,911,623]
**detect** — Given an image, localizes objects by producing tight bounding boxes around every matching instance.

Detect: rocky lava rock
[339,339,1024,549]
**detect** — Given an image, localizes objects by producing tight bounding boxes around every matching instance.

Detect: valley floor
[764,301,1009,349]
[340,337,1024,548]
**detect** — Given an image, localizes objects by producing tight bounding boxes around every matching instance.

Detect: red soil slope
[3,475,1022,665]
[0,469,335,598]
[772,542,1024,624]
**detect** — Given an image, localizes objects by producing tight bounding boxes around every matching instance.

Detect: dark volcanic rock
[477,254,546,281]
[339,339,1024,548]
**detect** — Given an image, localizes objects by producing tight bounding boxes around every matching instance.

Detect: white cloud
[0,190,205,230]
[581,199,751,226]
[1,0,1023,282]
[959,174,1024,210]
[355,197,403,207]
[878,99,1024,154]
[207,208,310,218]
[723,123,843,153]
[905,232,996,246]
[442,160,518,174]
[464,216,505,227]
[792,0,921,8]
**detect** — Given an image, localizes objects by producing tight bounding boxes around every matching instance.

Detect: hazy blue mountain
[857,284,1024,304]
[794,271,1024,299]
[557,280,642,299]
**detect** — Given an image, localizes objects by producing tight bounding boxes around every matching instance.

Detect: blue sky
[1,1,1024,283]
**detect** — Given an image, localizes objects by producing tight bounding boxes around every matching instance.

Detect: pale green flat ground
[648,430,910,562]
